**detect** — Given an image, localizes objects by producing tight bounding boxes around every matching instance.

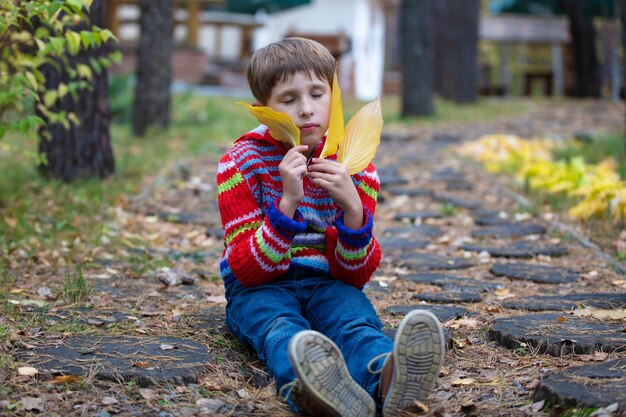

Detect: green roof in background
[225,0,311,14]
[488,0,617,17]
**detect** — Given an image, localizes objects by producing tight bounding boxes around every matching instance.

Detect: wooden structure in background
[480,14,570,96]
[107,0,225,46]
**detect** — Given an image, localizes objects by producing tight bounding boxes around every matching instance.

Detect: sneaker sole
[288,331,376,417]
[383,310,445,417]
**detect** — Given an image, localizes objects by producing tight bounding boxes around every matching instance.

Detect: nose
[298,98,314,118]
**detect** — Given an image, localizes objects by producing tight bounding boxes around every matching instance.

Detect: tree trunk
[400,0,434,117]
[38,0,114,182]
[133,0,173,137]
[432,0,480,103]
[565,0,601,98]
[619,0,626,138]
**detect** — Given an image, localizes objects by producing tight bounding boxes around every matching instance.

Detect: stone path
[11,101,626,416]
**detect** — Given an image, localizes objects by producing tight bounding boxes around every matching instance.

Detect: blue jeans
[225,268,393,398]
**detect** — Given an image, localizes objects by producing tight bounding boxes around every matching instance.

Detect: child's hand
[279,145,309,217]
[307,158,364,229]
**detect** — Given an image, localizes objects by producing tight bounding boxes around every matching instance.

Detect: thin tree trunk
[133,0,173,137]
[38,0,114,182]
[432,0,480,103]
[619,0,626,139]
[565,0,601,98]
[400,0,433,116]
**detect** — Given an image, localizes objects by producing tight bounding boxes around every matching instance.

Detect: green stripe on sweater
[359,183,378,200]
[218,172,244,194]
[225,221,262,244]
[336,240,370,261]
[255,228,286,263]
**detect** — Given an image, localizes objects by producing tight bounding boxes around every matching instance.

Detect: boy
[217,37,444,417]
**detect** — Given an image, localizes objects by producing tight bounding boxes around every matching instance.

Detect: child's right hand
[279,145,309,218]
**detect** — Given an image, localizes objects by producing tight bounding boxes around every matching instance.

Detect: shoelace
[367,352,391,375]
[278,379,301,402]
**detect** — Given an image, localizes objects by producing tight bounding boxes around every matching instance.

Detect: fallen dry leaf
[206,295,226,304]
[50,375,82,384]
[578,352,609,362]
[139,388,156,400]
[102,397,119,405]
[160,343,177,350]
[451,377,475,386]
[485,305,501,313]
[132,362,155,369]
[20,396,44,412]
[448,317,480,330]
[572,308,626,320]
[17,366,38,376]
[414,400,429,413]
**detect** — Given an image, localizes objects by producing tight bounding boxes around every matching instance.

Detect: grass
[61,264,91,305]
[552,133,626,179]
[343,95,534,127]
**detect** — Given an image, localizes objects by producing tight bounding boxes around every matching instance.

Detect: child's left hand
[307,158,364,229]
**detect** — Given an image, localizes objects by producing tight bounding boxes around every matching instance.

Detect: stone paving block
[205,227,225,239]
[490,262,579,284]
[401,272,503,292]
[380,175,409,187]
[471,223,546,238]
[533,360,626,410]
[189,308,229,335]
[378,166,408,187]
[383,305,461,348]
[445,180,474,191]
[379,236,429,251]
[41,309,130,327]
[435,194,482,210]
[397,253,474,271]
[473,214,513,226]
[413,291,483,303]
[392,210,443,222]
[503,293,626,311]
[385,187,434,198]
[18,336,214,386]
[431,133,463,144]
[461,241,568,258]
[157,212,202,224]
[385,304,468,321]
[383,224,443,238]
[430,168,465,182]
[381,131,414,142]
[489,313,626,357]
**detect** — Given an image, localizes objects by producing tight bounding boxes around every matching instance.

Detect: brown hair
[247,37,336,104]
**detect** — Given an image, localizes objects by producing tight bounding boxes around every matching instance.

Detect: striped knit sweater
[217,125,381,288]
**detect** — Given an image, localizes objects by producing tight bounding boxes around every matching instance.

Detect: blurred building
[107,0,386,100]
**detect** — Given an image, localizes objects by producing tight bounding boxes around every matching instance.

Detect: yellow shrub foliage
[458,134,626,222]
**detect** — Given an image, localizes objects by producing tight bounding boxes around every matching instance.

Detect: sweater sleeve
[325,163,382,288]
[217,152,306,286]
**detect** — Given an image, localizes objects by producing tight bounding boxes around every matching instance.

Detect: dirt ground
[1,99,625,417]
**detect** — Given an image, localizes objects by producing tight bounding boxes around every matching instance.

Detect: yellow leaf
[337,97,383,175]
[237,102,300,147]
[25,72,38,90]
[320,71,344,159]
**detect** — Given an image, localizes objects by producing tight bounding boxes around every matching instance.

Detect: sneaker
[287,330,376,417]
[377,310,445,417]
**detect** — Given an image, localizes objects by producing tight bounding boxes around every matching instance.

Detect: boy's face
[266,71,331,153]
